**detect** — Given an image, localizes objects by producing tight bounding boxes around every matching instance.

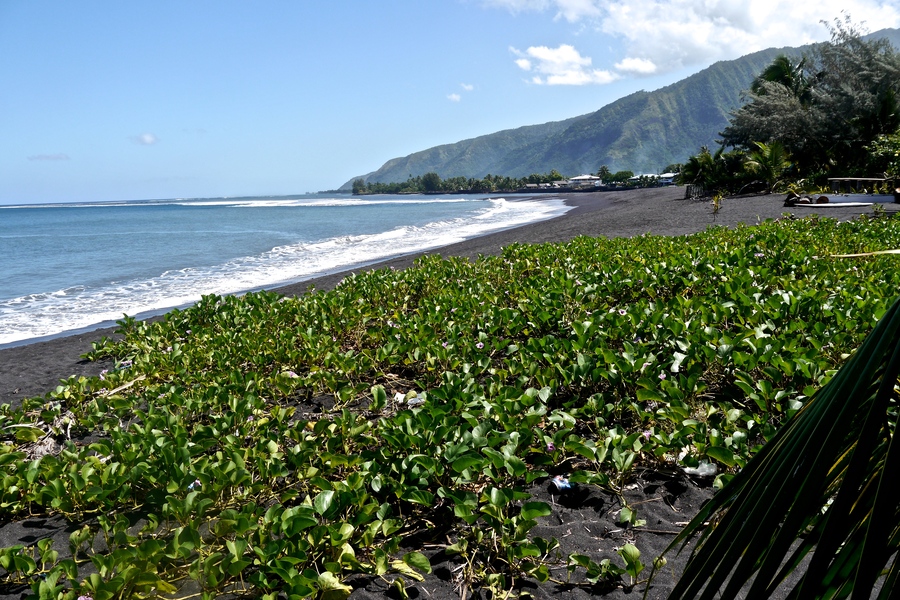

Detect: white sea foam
[0,196,500,210]
[0,197,568,345]
[176,197,488,208]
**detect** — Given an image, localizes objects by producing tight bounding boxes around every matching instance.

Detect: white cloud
[483,0,597,21]
[448,93,462,102]
[511,44,618,85]
[131,133,159,146]
[615,57,657,74]
[492,1,900,73]
[552,0,602,22]
[461,83,475,91]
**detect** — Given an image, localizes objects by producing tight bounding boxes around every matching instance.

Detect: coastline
[2,186,894,405]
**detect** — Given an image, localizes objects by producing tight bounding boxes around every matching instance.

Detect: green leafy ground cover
[2,214,899,599]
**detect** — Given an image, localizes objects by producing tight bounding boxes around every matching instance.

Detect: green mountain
[343,29,900,188]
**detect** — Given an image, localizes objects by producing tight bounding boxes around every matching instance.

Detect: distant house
[658,172,678,185]
[626,173,678,186]
[567,174,602,188]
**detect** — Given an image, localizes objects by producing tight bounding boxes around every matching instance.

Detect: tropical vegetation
[3,212,900,598]
[351,171,565,195]
[352,168,662,195]
[681,18,900,195]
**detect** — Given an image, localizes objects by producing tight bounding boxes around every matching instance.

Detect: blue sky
[2,1,899,204]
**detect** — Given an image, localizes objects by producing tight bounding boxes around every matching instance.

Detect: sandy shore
[0,187,894,599]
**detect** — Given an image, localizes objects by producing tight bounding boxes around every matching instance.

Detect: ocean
[0,193,568,347]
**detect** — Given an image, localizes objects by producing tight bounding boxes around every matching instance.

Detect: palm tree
[751,54,812,105]
[663,295,900,599]
[744,141,792,193]
[679,146,720,187]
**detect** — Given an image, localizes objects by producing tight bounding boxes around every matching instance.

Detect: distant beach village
[351,167,679,195]
[525,171,678,190]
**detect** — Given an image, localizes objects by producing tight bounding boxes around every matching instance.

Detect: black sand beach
[1,187,896,599]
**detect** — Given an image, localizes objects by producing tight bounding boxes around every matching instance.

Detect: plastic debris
[550,475,572,492]
[683,461,717,477]
[395,391,425,406]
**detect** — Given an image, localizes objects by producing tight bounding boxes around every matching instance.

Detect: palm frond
[664,296,900,599]
[832,249,900,258]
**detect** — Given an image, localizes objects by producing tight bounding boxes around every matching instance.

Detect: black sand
[0,187,894,599]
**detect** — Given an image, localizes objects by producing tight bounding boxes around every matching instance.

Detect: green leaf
[636,389,664,402]
[402,489,434,506]
[670,351,687,373]
[504,455,527,477]
[705,445,738,467]
[314,490,336,516]
[13,426,44,443]
[370,385,387,411]
[620,543,640,565]
[520,501,552,521]
[317,571,352,600]
[390,559,425,582]
[451,453,484,473]
[446,539,468,555]
[488,487,513,507]
[402,551,432,574]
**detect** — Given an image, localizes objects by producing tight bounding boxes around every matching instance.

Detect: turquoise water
[0,194,567,346]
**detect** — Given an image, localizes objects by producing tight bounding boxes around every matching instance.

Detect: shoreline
[0,193,563,351]
[2,186,894,405]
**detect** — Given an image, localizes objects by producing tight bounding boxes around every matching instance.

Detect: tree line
[353,171,557,195]
[679,16,900,194]
[352,167,672,195]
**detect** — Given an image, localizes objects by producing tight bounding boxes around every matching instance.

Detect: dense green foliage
[678,146,757,193]
[351,170,565,195]
[866,132,900,178]
[706,19,900,190]
[3,214,900,598]
[352,169,664,195]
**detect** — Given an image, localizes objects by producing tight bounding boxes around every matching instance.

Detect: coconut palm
[664,295,900,599]
[751,54,812,105]
[679,146,720,188]
[744,141,792,193]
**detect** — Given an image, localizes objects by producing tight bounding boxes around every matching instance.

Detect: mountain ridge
[342,29,900,189]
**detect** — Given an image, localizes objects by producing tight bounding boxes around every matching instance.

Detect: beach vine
[2,214,899,598]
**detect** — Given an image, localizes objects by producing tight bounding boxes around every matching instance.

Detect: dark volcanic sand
[0,188,894,599]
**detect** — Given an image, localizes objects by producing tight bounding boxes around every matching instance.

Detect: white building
[567,174,602,187]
